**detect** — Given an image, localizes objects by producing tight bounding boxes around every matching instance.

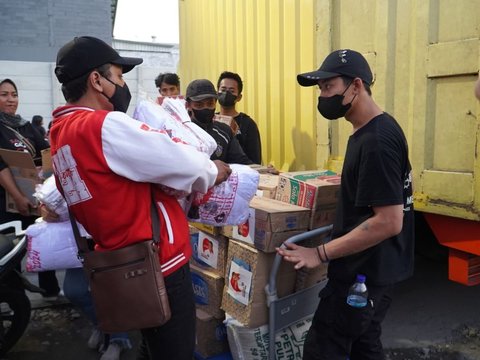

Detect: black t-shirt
[233,113,262,165]
[328,113,414,286]
[0,122,50,215]
[193,120,253,165]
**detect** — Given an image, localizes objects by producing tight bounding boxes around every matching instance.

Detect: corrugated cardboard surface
[275,171,340,210]
[309,204,337,230]
[295,265,328,292]
[195,308,229,358]
[214,114,238,134]
[189,225,199,235]
[255,188,276,199]
[254,230,304,253]
[232,196,310,252]
[41,149,53,178]
[256,174,279,199]
[191,264,225,319]
[252,197,310,232]
[258,174,279,189]
[221,239,296,327]
[248,164,271,174]
[221,226,233,238]
[190,231,228,277]
[189,221,222,236]
[0,149,41,215]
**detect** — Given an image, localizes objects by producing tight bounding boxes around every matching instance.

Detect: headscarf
[0,111,28,128]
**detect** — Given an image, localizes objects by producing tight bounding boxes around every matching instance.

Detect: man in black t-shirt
[277,49,414,360]
[217,71,262,164]
[185,79,253,165]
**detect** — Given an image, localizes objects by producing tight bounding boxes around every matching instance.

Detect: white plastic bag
[133,98,217,155]
[25,220,89,272]
[186,164,259,226]
[225,315,313,360]
[33,176,69,222]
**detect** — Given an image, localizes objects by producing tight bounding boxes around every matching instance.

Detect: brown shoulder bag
[69,193,171,333]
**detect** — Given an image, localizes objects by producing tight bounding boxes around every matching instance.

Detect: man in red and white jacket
[50,36,231,360]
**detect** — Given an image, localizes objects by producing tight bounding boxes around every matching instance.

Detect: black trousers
[137,263,196,360]
[303,280,392,360]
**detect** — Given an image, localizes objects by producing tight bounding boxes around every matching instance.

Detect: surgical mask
[192,108,215,124]
[218,91,237,107]
[101,77,132,113]
[317,82,355,120]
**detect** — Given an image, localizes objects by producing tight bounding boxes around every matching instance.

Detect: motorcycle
[0,221,43,356]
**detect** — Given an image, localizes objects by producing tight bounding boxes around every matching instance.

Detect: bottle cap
[356,274,366,283]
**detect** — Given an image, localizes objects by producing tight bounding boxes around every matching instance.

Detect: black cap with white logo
[297,49,373,87]
[55,36,143,84]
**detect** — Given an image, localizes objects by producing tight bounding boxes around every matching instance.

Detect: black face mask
[192,108,215,124]
[317,82,355,120]
[101,77,132,113]
[218,91,237,107]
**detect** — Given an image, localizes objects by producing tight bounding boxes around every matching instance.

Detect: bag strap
[68,208,90,255]
[3,124,37,159]
[150,189,160,245]
[68,187,161,259]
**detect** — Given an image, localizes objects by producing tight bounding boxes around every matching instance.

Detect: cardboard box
[275,170,340,209]
[254,230,305,253]
[0,149,42,215]
[195,308,229,358]
[189,221,222,237]
[232,197,310,252]
[295,265,328,291]
[40,149,53,178]
[256,173,279,199]
[221,239,296,327]
[220,226,233,238]
[248,164,271,174]
[189,225,199,235]
[190,231,229,277]
[191,264,225,319]
[292,230,330,291]
[213,114,239,134]
[309,204,337,230]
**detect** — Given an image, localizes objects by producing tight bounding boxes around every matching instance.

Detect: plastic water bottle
[346,274,368,308]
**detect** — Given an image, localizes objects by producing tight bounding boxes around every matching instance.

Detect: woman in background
[31,114,48,141]
[0,78,59,298]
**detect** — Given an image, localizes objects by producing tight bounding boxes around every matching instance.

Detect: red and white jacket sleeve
[101,111,218,193]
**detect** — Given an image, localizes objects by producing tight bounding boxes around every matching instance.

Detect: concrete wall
[0,0,112,62]
[0,0,179,128]
[0,61,166,126]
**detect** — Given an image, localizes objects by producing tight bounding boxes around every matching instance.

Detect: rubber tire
[0,288,31,357]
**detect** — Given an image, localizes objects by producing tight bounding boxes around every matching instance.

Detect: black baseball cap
[297,49,373,87]
[55,36,143,84]
[185,79,218,101]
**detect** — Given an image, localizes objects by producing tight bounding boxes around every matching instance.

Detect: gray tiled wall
[0,0,112,62]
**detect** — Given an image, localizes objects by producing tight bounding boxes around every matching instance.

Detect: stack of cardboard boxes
[189,169,340,359]
[190,227,231,359]
[275,170,341,229]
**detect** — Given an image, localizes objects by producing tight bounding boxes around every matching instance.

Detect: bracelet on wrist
[316,246,323,263]
[322,243,330,262]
